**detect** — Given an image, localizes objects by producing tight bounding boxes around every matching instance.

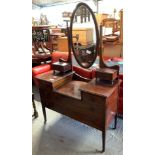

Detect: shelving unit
[100,9,123,57]
[50,32,65,52]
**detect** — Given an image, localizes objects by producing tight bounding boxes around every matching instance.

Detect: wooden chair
[100,10,123,57]
[101,18,120,43]
[32,26,52,65]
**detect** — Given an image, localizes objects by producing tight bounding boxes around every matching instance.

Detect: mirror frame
[70,2,100,68]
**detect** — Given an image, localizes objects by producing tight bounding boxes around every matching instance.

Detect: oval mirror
[70,3,99,68]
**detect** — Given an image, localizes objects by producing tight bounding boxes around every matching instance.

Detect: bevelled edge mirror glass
[70,3,100,69]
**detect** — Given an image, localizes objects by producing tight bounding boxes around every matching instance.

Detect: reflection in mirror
[70,3,99,68]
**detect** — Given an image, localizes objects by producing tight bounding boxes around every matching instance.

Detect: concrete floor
[32,86,123,155]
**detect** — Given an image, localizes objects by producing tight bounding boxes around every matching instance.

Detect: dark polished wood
[35,3,120,153]
[96,68,118,81]
[32,93,38,118]
[36,70,120,152]
[32,26,52,65]
[52,62,72,74]
[32,53,51,65]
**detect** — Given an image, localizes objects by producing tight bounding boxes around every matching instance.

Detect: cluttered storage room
[32,0,123,155]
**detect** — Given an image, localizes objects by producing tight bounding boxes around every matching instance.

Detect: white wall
[32,5,41,21]
[39,1,96,26]
[32,0,123,25]
[98,0,123,18]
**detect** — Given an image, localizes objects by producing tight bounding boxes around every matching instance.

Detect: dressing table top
[36,70,119,100]
[36,70,74,83]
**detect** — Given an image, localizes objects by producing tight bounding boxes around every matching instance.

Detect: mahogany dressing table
[36,3,120,153]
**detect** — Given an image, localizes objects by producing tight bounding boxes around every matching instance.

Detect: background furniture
[57,37,69,52]
[50,32,65,52]
[72,28,93,45]
[32,26,52,66]
[55,28,94,52]
[95,13,109,27]
[99,9,123,58]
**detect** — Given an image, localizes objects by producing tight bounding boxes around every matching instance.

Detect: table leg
[113,114,117,129]
[101,106,106,153]
[101,130,106,153]
[32,94,38,118]
[41,103,47,123]
[112,84,120,129]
